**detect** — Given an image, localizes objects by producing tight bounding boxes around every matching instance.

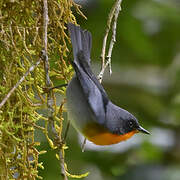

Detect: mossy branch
[0,59,41,109]
[0,0,86,179]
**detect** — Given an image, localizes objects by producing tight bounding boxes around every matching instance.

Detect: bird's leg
[43,83,68,93]
[81,138,87,152]
[63,120,70,143]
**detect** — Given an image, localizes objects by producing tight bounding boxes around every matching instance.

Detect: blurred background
[38,0,180,179]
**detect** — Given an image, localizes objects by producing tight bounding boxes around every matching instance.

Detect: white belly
[66,76,94,132]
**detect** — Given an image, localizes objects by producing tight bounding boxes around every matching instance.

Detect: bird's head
[121,113,150,135]
[105,102,150,138]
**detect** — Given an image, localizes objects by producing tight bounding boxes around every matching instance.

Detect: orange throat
[82,123,138,145]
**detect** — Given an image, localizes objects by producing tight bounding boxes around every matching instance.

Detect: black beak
[137,126,150,135]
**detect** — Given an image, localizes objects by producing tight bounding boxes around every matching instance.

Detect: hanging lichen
[0,0,86,179]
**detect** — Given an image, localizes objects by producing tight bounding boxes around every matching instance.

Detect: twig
[98,0,122,82]
[43,0,48,54]
[100,0,118,70]
[33,123,46,131]
[0,59,41,109]
[43,83,68,93]
[59,150,68,180]
[42,0,68,180]
[81,138,87,152]
[51,119,68,180]
[107,0,121,75]
[63,120,70,143]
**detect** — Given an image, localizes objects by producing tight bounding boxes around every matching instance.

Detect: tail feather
[68,23,92,64]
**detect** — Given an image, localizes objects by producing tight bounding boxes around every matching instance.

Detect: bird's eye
[129,120,133,128]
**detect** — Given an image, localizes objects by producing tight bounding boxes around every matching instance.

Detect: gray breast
[66,76,94,131]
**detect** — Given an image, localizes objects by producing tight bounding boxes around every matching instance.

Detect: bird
[66,23,150,146]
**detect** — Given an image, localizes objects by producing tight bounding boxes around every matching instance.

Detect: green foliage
[0,0,85,179]
[1,0,180,180]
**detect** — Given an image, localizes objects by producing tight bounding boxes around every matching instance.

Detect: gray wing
[68,23,110,125]
[76,51,109,107]
[71,60,107,124]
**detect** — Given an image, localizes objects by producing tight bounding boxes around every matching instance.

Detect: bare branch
[0,59,41,109]
[107,1,121,74]
[98,0,123,82]
[100,0,119,70]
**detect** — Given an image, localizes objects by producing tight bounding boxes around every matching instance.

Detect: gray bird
[66,23,149,145]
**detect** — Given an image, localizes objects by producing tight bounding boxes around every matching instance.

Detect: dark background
[38,0,180,179]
